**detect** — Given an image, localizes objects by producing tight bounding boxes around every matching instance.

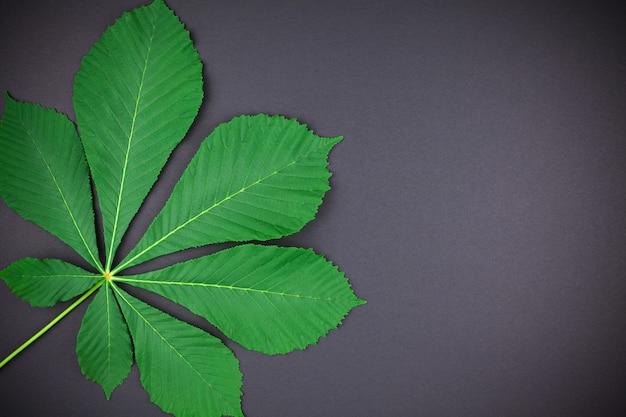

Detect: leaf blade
[0,94,101,269]
[73,0,203,270]
[0,258,101,307]
[76,283,133,399]
[117,244,365,354]
[113,285,243,417]
[117,115,341,270]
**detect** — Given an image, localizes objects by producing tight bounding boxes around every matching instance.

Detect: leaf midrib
[114,276,344,302]
[104,284,115,392]
[9,273,99,279]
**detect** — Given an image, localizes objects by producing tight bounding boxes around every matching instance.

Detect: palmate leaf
[0,95,101,270]
[73,0,203,270]
[117,114,341,271]
[117,244,365,354]
[0,0,365,416]
[76,283,133,400]
[113,285,244,417]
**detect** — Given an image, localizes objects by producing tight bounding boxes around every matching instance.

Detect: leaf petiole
[0,279,104,369]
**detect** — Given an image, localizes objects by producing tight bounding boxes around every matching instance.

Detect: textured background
[1,1,625,416]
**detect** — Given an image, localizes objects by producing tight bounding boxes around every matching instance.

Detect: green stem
[0,280,104,369]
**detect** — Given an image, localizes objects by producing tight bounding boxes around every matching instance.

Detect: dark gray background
[1,1,625,416]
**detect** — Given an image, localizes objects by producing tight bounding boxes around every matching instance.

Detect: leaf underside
[0,0,365,416]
